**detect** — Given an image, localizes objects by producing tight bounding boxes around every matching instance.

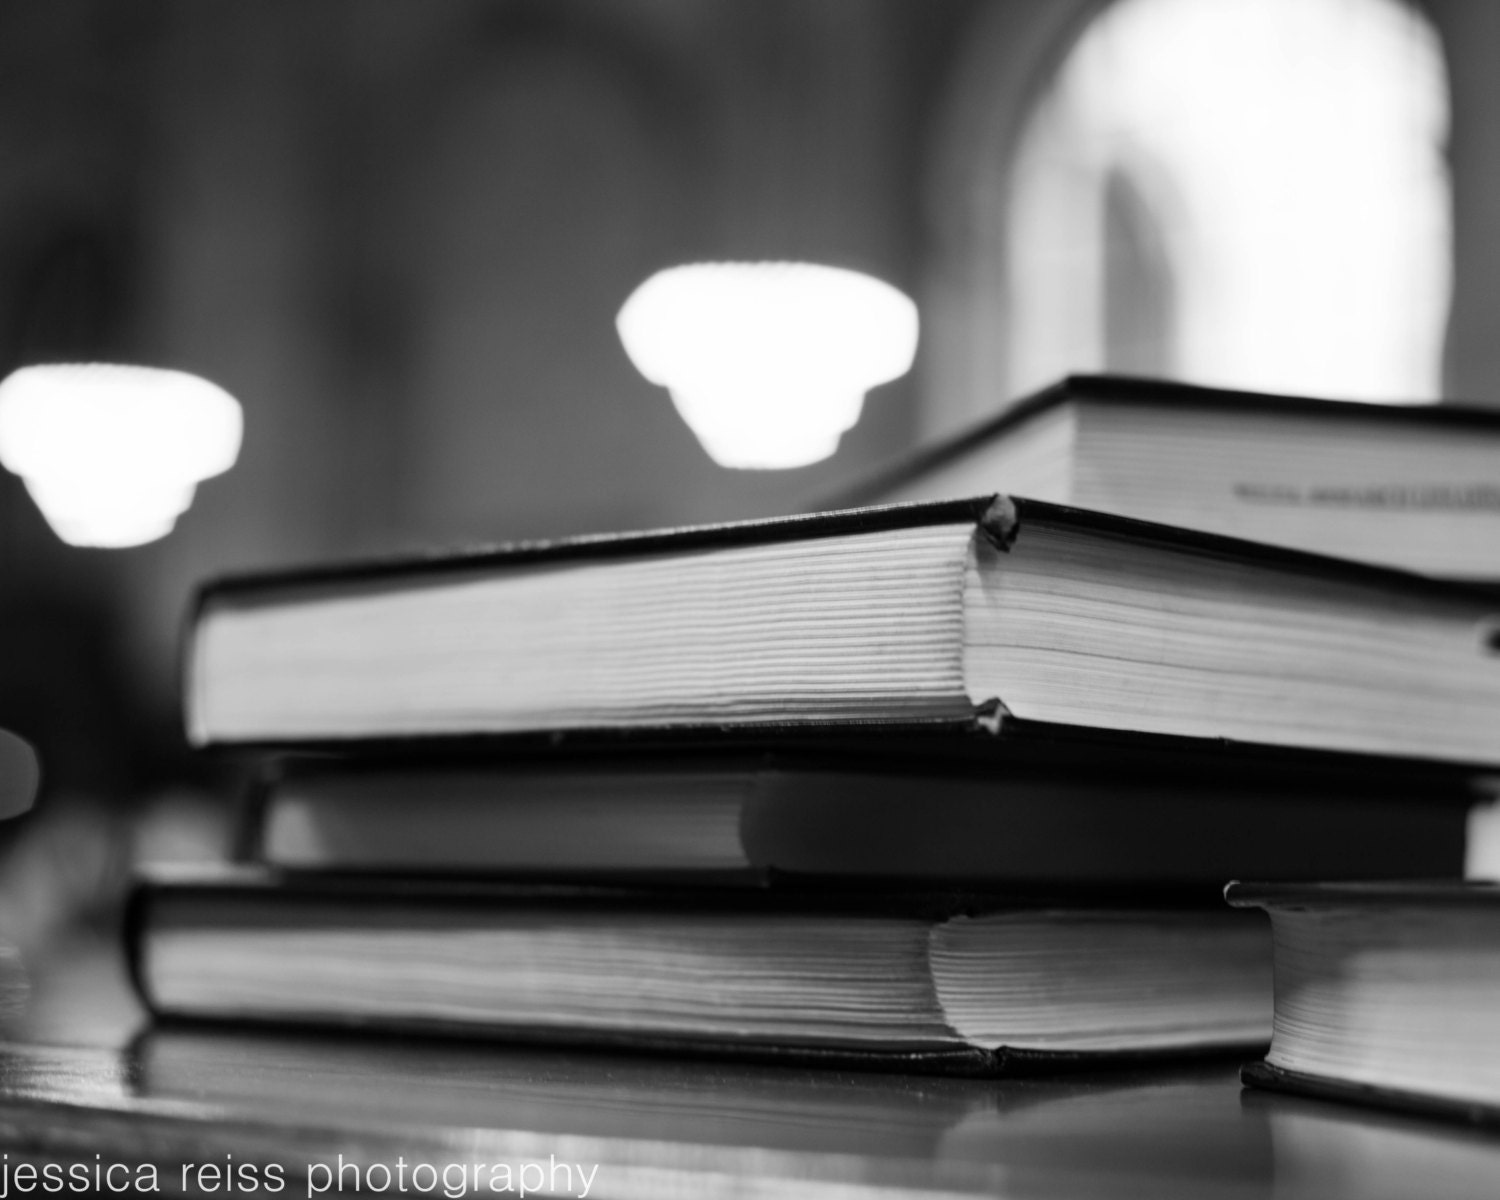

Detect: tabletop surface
[0,926,1497,1198]
[0,1027,1496,1198]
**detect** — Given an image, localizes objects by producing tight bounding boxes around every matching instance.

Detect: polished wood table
[0,934,1496,1197]
[0,1029,1494,1197]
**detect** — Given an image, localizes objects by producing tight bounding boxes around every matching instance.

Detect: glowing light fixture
[0,363,242,548]
[617,262,919,469]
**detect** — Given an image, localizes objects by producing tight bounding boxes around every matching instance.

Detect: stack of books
[131,376,1500,1080]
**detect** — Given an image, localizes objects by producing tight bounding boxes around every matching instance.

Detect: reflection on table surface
[0,1028,1493,1198]
[0,928,1494,1197]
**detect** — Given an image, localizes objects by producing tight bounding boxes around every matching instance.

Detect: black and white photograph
[0,1,1496,1196]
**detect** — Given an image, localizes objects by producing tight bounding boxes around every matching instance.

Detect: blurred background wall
[0,0,1495,807]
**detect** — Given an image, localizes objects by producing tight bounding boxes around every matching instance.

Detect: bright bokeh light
[1009,0,1449,402]
[617,262,919,469]
[0,364,242,548]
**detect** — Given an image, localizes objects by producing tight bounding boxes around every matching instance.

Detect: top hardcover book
[185,496,1500,768]
[837,375,1500,579]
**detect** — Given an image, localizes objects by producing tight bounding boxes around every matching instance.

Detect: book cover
[183,494,1500,769]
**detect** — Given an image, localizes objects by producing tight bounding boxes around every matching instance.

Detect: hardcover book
[131,869,1272,1073]
[251,752,1480,887]
[1229,881,1500,1125]
[185,496,1500,767]
[837,375,1500,578]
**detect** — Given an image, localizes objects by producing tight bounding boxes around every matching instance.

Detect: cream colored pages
[1075,403,1500,576]
[189,522,980,743]
[962,515,1500,763]
[1266,906,1500,1106]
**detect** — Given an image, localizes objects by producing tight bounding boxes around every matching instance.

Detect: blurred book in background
[840,375,1500,579]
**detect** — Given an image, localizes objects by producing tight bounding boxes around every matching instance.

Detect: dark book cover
[191,491,1495,603]
[241,747,1480,892]
[1227,880,1500,910]
[1240,1060,1500,1129]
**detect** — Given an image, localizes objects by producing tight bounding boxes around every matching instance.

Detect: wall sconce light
[0,729,37,820]
[0,363,243,548]
[616,262,919,469]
